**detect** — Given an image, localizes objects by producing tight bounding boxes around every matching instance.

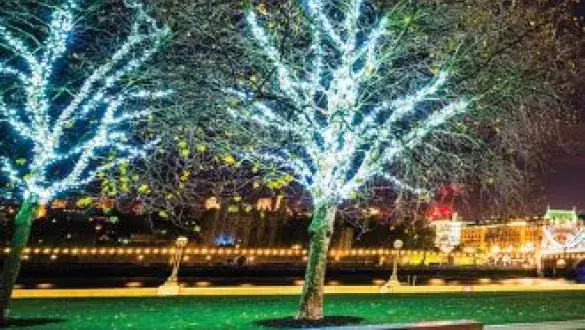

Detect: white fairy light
[0,0,169,202]
[227,0,473,205]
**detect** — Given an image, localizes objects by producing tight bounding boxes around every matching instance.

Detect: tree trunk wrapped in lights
[0,198,37,322]
[0,0,168,322]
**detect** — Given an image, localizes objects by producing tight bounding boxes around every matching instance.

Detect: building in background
[5,193,584,251]
[333,227,355,250]
[199,195,290,247]
[431,212,467,253]
[542,206,585,253]
[460,220,543,253]
[544,206,578,223]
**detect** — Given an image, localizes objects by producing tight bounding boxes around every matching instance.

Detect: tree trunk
[297,201,337,321]
[0,198,38,324]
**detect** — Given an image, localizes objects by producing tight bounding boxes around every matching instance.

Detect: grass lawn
[5,291,585,329]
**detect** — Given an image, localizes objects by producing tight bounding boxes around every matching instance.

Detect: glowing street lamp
[382,239,403,289]
[158,236,188,295]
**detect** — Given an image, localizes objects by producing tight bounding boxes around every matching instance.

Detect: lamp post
[158,236,188,295]
[383,239,403,289]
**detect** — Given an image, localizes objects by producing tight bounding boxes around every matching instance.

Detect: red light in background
[426,203,453,221]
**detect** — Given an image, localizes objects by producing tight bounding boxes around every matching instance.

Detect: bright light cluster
[0,0,170,202]
[229,0,471,205]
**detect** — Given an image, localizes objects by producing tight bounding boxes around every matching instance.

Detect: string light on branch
[0,0,170,202]
[228,0,472,205]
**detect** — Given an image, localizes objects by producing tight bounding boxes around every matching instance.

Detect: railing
[0,246,541,258]
[0,246,544,266]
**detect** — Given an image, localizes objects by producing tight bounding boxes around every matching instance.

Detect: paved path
[307,320,584,330]
[486,320,585,330]
[11,284,585,298]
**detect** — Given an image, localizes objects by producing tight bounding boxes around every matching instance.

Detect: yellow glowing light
[125,281,142,288]
[36,283,54,289]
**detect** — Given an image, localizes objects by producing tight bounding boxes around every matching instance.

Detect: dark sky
[541,122,585,210]
[541,1,585,210]
[543,161,585,209]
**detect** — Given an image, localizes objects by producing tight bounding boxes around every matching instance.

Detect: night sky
[541,2,585,210]
[542,123,585,210]
[544,159,585,209]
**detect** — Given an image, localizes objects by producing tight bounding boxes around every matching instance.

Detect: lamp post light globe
[394,239,404,250]
[176,236,188,248]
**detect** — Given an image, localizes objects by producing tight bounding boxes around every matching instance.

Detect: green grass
[5,291,585,329]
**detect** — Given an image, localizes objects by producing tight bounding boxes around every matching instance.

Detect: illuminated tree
[226,0,583,320]
[226,0,472,319]
[0,0,168,320]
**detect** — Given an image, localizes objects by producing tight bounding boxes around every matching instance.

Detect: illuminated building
[544,206,578,223]
[334,227,355,250]
[50,200,68,209]
[460,207,584,254]
[427,202,468,253]
[542,206,585,253]
[431,213,466,253]
[450,207,584,253]
[199,196,289,247]
[204,197,220,210]
[256,195,284,212]
[460,220,544,253]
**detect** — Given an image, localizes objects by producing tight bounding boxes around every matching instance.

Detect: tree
[98,0,301,236]
[0,0,168,321]
[224,0,583,320]
[103,129,259,230]
[227,0,472,319]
